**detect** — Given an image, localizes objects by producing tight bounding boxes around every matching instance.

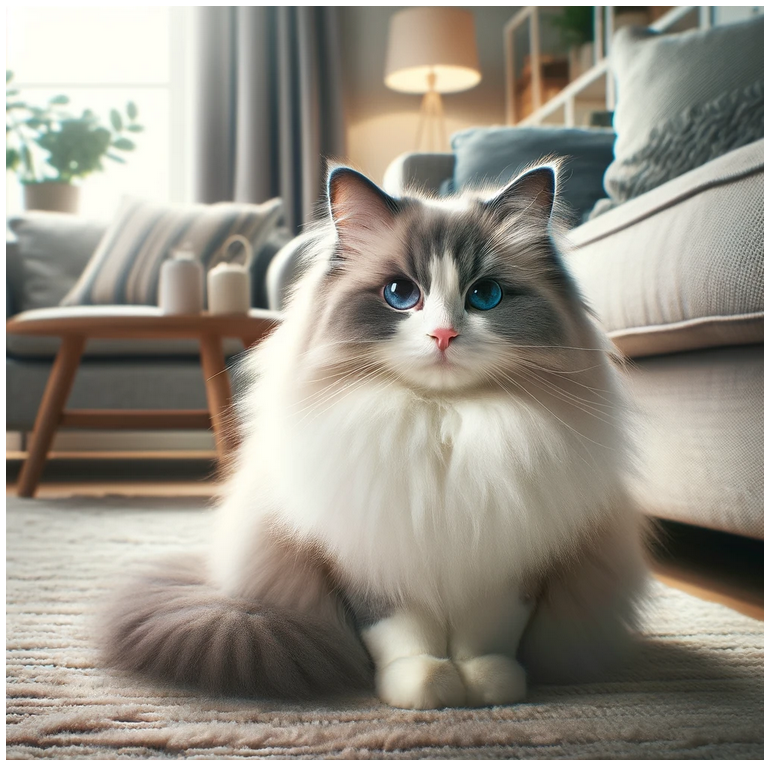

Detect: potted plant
[549,7,595,82]
[6,71,143,213]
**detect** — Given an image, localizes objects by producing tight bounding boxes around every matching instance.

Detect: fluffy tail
[101,555,373,699]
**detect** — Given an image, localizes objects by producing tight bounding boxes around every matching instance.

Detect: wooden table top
[6,307,282,340]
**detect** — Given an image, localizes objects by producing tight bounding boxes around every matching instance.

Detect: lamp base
[415,88,448,152]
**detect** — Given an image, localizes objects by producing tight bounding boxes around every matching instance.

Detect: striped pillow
[60,197,284,307]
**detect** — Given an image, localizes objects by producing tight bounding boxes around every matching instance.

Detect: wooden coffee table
[6,307,280,497]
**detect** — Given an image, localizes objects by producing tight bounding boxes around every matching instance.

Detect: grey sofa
[266,139,764,541]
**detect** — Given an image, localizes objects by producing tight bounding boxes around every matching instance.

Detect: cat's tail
[100,554,372,699]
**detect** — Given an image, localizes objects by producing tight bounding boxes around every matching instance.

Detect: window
[6,7,194,219]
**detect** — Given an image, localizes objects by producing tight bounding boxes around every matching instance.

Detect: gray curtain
[195,7,346,233]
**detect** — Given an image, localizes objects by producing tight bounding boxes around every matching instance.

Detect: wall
[341,7,520,184]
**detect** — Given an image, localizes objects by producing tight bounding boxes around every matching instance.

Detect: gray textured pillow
[602,16,764,209]
[7,212,107,312]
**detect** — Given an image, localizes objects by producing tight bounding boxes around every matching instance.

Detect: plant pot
[568,42,594,81]
[23,182,80,214]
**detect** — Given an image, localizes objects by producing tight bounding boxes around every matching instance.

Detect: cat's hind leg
[518,515,649,684]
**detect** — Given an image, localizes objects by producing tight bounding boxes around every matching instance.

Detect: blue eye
[467,279,503,311]
[383,279,421,310]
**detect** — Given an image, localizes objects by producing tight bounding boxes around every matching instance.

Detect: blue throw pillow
[449,127,615,225]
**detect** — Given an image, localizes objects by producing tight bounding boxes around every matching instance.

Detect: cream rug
[6,497,764,759]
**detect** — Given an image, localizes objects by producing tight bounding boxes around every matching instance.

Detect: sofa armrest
[382,152,456,197]
[265,232,316,312]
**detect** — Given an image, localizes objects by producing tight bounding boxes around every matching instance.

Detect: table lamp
[385,7,481,152]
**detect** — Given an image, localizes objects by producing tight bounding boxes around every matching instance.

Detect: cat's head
[303,165,599,394]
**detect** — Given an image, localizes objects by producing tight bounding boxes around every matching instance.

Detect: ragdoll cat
[103,164,648,709]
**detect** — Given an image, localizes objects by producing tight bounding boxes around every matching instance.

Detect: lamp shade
[384,7,481,94]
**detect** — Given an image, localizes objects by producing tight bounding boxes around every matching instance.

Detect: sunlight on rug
[6,496,764,759]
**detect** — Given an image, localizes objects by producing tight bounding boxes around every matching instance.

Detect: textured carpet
[6,496,764,759]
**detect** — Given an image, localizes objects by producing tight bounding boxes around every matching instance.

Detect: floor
[6,453,764,622]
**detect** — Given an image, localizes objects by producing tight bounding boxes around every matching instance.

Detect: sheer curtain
[194,6,346,233]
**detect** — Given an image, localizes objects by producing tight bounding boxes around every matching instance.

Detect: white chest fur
[267,379,625,611]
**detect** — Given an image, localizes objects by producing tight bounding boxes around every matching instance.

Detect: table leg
[199,334,237,459]
[17,335,86,498]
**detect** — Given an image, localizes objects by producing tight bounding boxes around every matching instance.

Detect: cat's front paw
[377,655,467,710]
[455,654,527,706]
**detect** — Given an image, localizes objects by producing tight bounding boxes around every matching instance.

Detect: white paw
[377,655,467,710]
[455,654,527,706]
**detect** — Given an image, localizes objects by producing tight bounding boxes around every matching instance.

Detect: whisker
[513,368,620,427]
[515,365,620,414]
[486,362,614,455]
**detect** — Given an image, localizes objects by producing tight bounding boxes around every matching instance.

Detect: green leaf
[126,124,144,133]
[6,89,18,96]
[109,108,122,131]
[6,71,13,83]
[25,117,45,128]
[6,147,19,170]
[6,101,26,110]
[106,152,126,163]
[111,137,135,151]
[49,95,70,105]
[126,101,138,120]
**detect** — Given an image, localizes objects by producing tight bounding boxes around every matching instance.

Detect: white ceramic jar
[207,263,251,315]
[158,251,204,314]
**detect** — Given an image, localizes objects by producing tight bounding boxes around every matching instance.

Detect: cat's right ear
[328,167,400,240]
[482,165,557,223]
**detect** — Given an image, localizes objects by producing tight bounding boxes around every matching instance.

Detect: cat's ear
[327,167,400,238]
[483,166,556,222]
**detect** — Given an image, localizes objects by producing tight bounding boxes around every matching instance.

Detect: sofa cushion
[61,197,284,308]
[628,344,763,540]
[7,212,107,313]
[568,140,763,359]
[600,17,763,212]
[449,126,615,224]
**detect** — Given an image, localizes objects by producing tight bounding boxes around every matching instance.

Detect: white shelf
[505,6,708,128]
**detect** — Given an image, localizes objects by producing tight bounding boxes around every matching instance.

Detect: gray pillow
[602,17,764,209]
[449,126,616,225]
[7,212,107,313]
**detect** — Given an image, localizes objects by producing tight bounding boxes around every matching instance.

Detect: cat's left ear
[483,166,556,222]
[327,167,400,238]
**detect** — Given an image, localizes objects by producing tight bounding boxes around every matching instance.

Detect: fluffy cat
[103,164,648,709]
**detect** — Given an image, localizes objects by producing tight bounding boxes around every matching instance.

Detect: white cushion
[567,140,764,358]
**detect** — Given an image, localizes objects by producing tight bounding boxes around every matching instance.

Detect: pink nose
[429,327,458,351]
